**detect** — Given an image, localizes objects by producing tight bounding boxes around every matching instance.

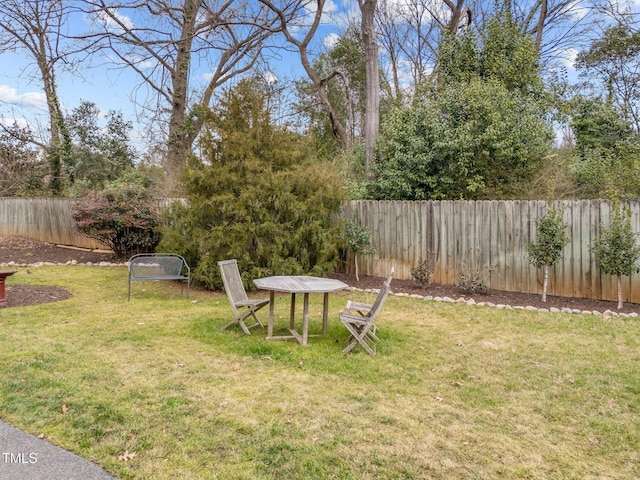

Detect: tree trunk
[165,0,199,193]
[39,56,70,194]
[542,264,549,302]
[355,254,360,283]
[301,46,351,150]
[535,0,548,47]
[446,0,468,33]
[360,0,380,174]
[617,275,623,310]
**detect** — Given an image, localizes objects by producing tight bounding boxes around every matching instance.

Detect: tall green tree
[159,79,345,289]
[368,10,553,200]
[371,80,551,200]
[569,97,640,198]
[575,24,640,131]
[66,101,137,193]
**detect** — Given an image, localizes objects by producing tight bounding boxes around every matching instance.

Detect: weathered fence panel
[0,197,185,250]
[0,197,103,249]
[343,199,640,303]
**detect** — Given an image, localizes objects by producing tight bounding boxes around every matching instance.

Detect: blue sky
[1,0,637,153]
[0,0,348,151]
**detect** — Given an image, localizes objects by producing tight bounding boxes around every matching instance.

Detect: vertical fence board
[432,201,442,283]
[443,201,455,285]
[473,201,484,281]
[589,200,601,301]
[622,200,639,304]
[579,200,592,300]
[573,201,583,298]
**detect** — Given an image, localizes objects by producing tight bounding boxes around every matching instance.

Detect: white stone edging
[347,286,639,319]
[1,261,124,268]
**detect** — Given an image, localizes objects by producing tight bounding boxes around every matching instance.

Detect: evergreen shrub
[159,79,345,290]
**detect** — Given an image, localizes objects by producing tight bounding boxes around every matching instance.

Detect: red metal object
[0,270,17,307]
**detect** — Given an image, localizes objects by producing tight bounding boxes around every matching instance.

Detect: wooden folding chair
[218,259,269,335]
[340,268,394,355]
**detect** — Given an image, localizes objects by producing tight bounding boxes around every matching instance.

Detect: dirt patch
[328,272,640,315]
[0,236,115,265]
[5,285,72,308]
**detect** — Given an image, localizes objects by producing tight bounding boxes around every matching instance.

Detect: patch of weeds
[411,257,433,286]
[457,265,496,294]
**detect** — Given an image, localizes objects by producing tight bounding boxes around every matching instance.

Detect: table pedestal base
[265,292,330,346]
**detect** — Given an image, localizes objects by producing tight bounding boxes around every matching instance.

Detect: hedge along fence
[343,199,640,304]
[2,197,639,303]
[0,197,182,251]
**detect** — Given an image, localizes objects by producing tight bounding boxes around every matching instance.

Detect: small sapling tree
[344,218,376,282]
[592,199,640,309]
[527,194,569,302]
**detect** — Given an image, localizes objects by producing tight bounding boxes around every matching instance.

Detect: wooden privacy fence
[0,197,102,249]
[343,200,640,304]
[0,197,182,250]
[2,197,639,303]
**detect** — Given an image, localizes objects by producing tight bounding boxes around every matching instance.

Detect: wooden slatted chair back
[218,259,249,308]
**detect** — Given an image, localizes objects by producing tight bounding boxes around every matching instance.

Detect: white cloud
[305,0,338,19]
[0,85,47,109]
[324,32,341,49]
[0,116,30,130]
[92,8,134,34]
[263,71,279,85]
[558,48,579,69]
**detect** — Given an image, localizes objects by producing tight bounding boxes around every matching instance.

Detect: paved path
[0,419,117,480]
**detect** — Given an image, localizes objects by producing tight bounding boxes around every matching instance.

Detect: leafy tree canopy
[575,24,640,132]
[370,77,552,200]
[437,8,544,96]
[366,9,553,201]
[569,96,640,198]
[65,100,138,195]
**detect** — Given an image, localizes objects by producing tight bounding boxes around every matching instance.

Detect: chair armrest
[339,311,372,325]
[345,300,373,316]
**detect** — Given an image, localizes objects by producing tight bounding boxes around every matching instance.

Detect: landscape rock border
[348,286,639,319]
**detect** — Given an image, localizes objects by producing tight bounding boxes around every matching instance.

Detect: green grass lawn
[0,266,639,479]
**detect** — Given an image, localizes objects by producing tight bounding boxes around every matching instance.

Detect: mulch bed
[0,236,114,309]
[330,273,640,315]
[1,235,639,314]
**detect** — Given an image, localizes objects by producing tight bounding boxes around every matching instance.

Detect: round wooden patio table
[0,270,17,308]
[253,276,348,346]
